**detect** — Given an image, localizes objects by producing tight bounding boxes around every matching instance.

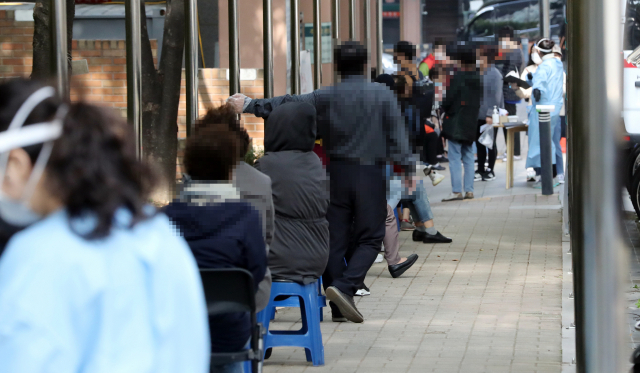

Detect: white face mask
[0,87,64,227]
[531,52,542,65]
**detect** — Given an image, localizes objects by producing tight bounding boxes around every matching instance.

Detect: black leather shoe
[423,231,452,244]
[412,229,426,242]
[388,254,419,278]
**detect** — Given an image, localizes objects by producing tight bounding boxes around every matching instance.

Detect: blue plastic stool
[270,278,326,321]
[257,281,325,366]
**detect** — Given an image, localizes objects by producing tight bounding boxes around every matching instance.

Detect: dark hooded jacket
[441,70,482,144]
[255,102,329,284]
[163,183,266,354]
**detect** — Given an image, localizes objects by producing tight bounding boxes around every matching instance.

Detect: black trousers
[323,160,386,296]
[422,131,439,165]
[476,119,497,173]
[504,103,521,156]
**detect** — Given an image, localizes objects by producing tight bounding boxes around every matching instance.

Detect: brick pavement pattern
[262,193,563,373]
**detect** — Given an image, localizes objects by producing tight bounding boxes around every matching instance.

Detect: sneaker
[325,286,364,323]
[464,192,474,200]
[514,155,522,160]
[429,171,445,186]
[438,155,449,163]
[532,175,542,188]
[474,171,482,181]
[432,163,446,171]
[422,165,433,176]
[498,152,507,160]
[558,174,565,184]
[355,284,370,296]
[526,169,537,182]
[481,170,496,181]
[374,253,384,263]
[400,220,415,231]
[442,192,463,202]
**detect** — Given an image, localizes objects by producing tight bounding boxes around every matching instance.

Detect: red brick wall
[0,9,265,147]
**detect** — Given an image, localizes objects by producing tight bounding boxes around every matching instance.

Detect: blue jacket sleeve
[241,209,267,292]
[244,91,319,119]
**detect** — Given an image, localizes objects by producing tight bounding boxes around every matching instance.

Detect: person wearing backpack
[393,41,444,186]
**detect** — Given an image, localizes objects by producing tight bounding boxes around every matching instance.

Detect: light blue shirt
[0,208,210,373]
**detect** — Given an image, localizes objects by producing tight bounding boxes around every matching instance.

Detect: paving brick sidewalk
[263,193,564,373]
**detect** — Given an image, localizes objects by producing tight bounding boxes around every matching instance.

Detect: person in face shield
[0,79,209,373]
[522,39,565,187]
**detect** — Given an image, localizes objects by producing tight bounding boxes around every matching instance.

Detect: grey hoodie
[478,65,505,120]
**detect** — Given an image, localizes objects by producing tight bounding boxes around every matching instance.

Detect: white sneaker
[526,169,537,182]
[442,192,463,202]
[474,171,482,181]
[374,253,384,263]
[558,174,565,184]
[355,285,371,296]
[514,155,522,160]
[430,171,445,186]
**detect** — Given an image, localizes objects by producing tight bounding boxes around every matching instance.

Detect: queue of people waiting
[0,32,566,372]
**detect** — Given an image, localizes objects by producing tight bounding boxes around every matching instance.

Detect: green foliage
[244,145,264,166]
[636,299,640,309]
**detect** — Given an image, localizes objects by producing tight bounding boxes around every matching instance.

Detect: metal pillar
[331,0,340,82]
[568,0,626,371]
[312,0,322,89]
[376,0,383,77]
[185,0,199,137]
[363,0,371,77]
[125,0,142,158]
[229,0,240,95]
[51,0,69,100]
[537,107,554,195]
[290,0,300,95]
[263,0,274,98]
[539,0,550,38]
[349,0,356,41]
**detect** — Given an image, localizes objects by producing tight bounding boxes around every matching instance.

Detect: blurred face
[393,52,410,69]
[499,37,514,53]
[2,148,32,201]
[2,148,58,216]
[434,46,446,62]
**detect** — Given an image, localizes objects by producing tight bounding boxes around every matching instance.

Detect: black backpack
[408,71,435,130]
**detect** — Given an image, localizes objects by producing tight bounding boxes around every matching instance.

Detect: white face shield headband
[536,38,553,53]
[0,87,64,227]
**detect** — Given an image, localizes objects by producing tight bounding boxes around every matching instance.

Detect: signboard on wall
[383,0,400,18]
[299,50,314,94]
[303,22,332,64]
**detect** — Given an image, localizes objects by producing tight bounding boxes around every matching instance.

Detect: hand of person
[533,88,541,102]
[509,83,518,90]
[227,93,248,114]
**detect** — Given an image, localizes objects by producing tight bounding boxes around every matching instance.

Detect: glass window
[625,0,640,50]
[469,10,495,39]
[527,0,565,38]
[495,0,531,32]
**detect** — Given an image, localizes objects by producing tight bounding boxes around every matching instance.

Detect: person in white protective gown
[524,38,565,186]
[0,79,210,373]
